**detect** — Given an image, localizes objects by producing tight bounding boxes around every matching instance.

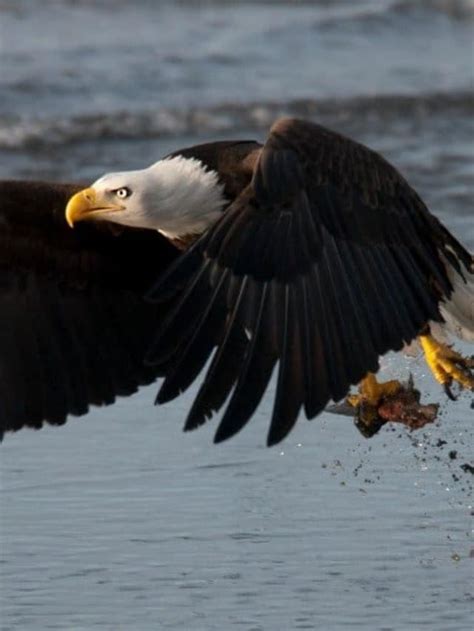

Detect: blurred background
[1,1,473,630]
[1,0,473,251]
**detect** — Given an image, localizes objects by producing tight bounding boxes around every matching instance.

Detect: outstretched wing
[147,117,469,446]
[0,180,178,438]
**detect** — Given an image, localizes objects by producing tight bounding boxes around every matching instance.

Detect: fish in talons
[337,373,439,438]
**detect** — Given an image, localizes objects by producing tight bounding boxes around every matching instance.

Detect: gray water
[1,1,473,629]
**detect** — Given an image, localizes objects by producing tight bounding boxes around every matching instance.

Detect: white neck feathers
[146,156,226,239]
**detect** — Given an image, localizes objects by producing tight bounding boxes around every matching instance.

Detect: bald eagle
[2,118,473,444]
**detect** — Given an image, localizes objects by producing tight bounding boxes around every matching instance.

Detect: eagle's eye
[115,187,131,199]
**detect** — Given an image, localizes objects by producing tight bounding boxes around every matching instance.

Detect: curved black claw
[444,380,457,401]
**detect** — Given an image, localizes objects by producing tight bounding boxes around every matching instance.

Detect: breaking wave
[38,0,474,18]
[1,90,472,150]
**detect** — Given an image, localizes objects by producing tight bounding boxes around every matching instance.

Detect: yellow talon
[420,334,474,393]
[347,373,403,408]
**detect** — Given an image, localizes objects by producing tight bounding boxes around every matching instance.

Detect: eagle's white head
[65,156,226,240]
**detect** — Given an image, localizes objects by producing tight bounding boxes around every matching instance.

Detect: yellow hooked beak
[65,187,124,228]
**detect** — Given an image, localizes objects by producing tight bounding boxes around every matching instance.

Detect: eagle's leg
[419,334,474,397]
[347,373,403,408]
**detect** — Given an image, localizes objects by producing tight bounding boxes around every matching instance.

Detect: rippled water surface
[1,1,473,629]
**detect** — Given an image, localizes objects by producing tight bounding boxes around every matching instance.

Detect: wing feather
[214,281,275,443]
[185,276,253,432]
[157,266,230,403]
[267,283,304,445]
